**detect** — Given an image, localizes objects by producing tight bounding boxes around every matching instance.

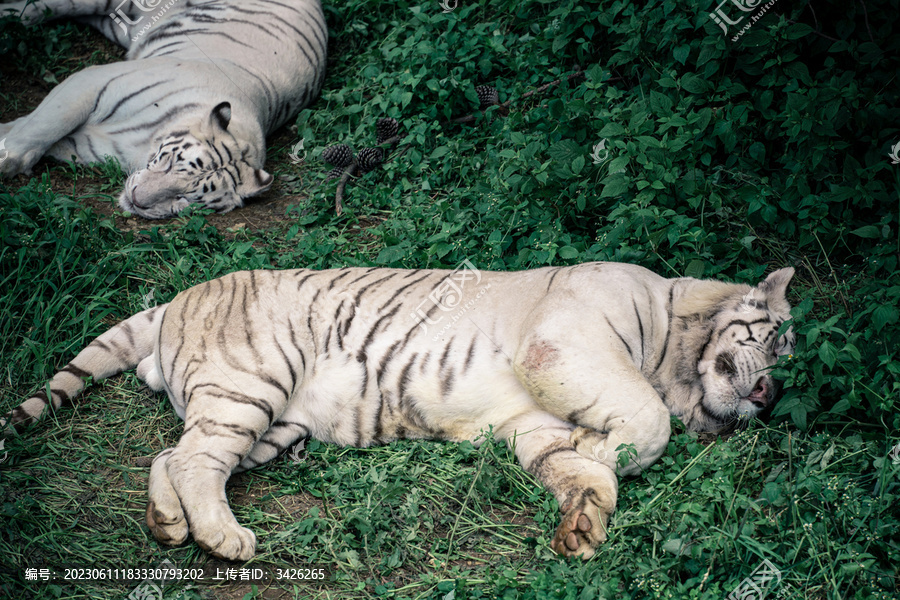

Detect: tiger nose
[132,173,184,208]
[748,377,769,407]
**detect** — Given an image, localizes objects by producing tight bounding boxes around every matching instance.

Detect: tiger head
[119,102,274,219]
[683,268,796,430]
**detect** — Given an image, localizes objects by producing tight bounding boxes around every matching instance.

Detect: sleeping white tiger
[2,262,795,560]
[0,0,326,218]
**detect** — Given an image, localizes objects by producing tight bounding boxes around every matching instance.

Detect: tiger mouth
[746,377,770,409]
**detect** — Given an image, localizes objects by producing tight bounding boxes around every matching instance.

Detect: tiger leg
[161,392,279,561]
[236,415,310,473]
[0,62,148,176]
[145,413,308,551]
[499,411,618,559]
[515,316,671,477]
[146,448,189,546]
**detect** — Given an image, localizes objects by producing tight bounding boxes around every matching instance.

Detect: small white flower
[889,442,900,465]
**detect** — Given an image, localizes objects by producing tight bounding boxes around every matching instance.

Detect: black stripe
[604,316,633,359]
[327,269,351,290]
[463,337,477,372]
[357,305,401,363]
[376,272,431,312]
[528,445,571,475]
[652,286,675,374]
[633,299,645,367]
[50,388,71,407]
[546,267,562,292]
[61,364,91,379]
[100,79,172,123]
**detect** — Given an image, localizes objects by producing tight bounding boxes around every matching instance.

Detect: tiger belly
[293,347,541,448]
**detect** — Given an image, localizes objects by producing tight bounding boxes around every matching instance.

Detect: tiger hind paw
[552,491,612,559]
[145,499,188,546]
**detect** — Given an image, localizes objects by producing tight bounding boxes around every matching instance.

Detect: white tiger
[0,0,326,218]
[2,262,795,560]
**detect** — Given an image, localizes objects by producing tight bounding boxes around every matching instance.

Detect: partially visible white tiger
[0,0,327,218]
[3,262,795,560]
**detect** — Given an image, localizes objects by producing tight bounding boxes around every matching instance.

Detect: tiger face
[119,102,274,219]
[697,268,795,426]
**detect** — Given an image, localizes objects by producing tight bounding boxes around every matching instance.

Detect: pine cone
[326,166,346,179]
[475,85,499,109]
[321,144,354,168]
[376,117,399,145]
[357,147,384,173]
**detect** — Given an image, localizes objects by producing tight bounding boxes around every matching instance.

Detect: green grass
[1,0,899,598]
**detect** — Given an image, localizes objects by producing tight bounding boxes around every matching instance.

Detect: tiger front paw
[552,492,611,559]
[193,520,257,562]
[0,142,42,178]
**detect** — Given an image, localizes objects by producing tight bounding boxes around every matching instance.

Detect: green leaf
[673,45,690,65]
[600,176,630,198]
[650,91,673,115]
[873,304,899,329]
[558,246,578,259]
[681,73,708,94]
[818,341,838,369]
[548,140,582,164]
[552,35,569,54]
[829,399,851,414]
[785,23,813,39]
[607,155,629,173]
[430,146,450,159]
[375,245,406,265]
[685,260,706,279]
[586,63,604,83]
[571,155,585,175]
[661,538,691,556]
[783,62,813,86]
[599,122,626,137]
[791,405,808,430]
[850,225,880,239]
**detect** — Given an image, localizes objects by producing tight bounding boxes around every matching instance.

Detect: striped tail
[2,305,168,433]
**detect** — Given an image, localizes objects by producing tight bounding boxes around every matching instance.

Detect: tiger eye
[715,352,737,375]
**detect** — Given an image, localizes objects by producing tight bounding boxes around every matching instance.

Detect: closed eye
[715,352,737,376]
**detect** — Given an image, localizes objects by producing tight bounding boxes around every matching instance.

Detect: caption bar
[24,565,327,585]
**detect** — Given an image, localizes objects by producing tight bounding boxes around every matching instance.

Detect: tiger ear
[209,102,232,132]
[757,267,794,300]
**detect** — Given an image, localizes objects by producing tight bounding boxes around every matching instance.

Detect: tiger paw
[552,494,611,559]
[193,521,256,561]
[0,144,41,178]
[146,500,189,546]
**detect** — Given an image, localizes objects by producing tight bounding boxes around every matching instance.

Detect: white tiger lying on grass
[0,0,326,218]
[3,262,795,560]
